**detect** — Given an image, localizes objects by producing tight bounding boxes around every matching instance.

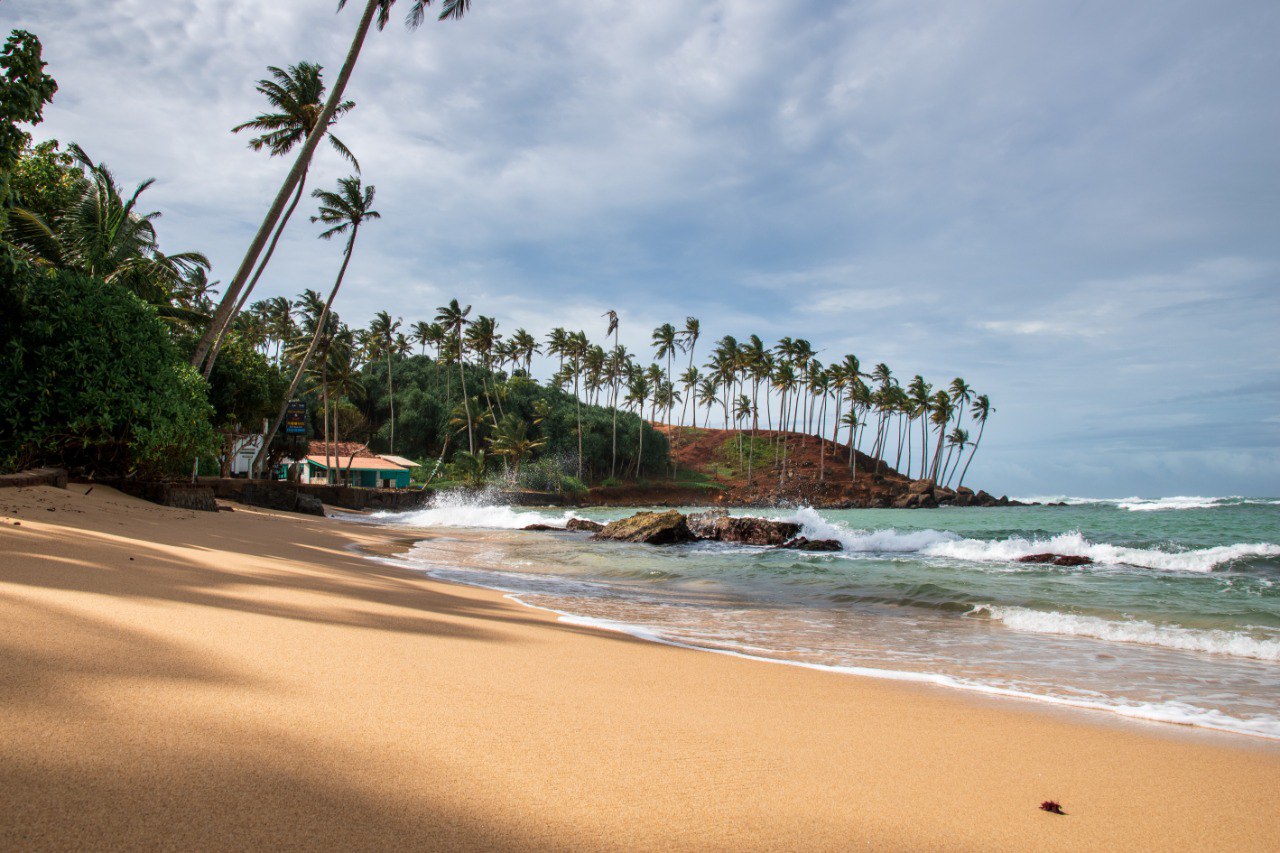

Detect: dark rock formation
[592,510,693,545]
[908,478,935,495]
[522,523,562,531]
[1017,553,1094,566]
[295,493,325,516]
[779,537,843,551]
[687,508,729,538]
[695,515,803,546]
[566,518,604,533]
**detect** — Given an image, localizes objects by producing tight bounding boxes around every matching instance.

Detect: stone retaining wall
[0,467,68,489]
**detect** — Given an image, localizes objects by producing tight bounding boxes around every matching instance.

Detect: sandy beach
[2,484,1277,851]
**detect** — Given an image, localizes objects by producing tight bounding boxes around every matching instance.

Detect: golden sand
[1,484,1277,850]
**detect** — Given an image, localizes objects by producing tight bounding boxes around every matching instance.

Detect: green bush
[0,265,217,476]
[559,475,588,495]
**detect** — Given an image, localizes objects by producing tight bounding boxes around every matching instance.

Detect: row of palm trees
[237,292,995,490]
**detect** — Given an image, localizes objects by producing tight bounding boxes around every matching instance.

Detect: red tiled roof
[305,455,407,472]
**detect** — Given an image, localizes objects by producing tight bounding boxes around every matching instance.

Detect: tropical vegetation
[0,17,995,494]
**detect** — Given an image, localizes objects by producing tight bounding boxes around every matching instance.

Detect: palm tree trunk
[323,370,330,484]
[958,420,985,490]
[253,227,359,476]
[203,169,310,379]
[386,345,395,454]
[457,328,473,454]
[194,0,379,372]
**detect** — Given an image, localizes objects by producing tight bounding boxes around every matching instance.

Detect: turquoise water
[373,496,1280,739]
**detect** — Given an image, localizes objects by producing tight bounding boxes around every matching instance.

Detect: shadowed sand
[1,485,1277,851]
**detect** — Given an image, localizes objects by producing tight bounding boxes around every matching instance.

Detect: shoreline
[362,524,1280,744]
[3,484,1278,850]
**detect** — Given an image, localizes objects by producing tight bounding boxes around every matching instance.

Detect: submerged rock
[779,537,843,552]
[566,518,604,533]
[591,510,693,545]
[1017,553,1094,566]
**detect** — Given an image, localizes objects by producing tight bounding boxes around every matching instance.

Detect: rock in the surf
[687,508,729,538]
[592,510,693,545]
[696,515,803,546]
[779,537,843,551]
[566,518,604,533]
[522,523,562,531]
[1017,553,1093,566]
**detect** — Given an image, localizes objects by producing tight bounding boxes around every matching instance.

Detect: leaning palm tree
[202,62,359,377]
[956,394,992,490]
[193,0,473,373]
[254,175,379,475]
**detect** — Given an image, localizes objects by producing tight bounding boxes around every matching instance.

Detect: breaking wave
[973,606,1280,662]
[373,491,581,530]
[784,507,1279,572]
[1013,495,1280,511]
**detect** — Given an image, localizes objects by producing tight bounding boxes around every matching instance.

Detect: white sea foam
[1012,494,1279,511]
[782,506,1280,572]
[1118,496,1240,511]
[521,602,1280,740]
[373,491,582,530]
[974,606,1280,662]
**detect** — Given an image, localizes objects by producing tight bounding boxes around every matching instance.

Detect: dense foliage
[0,265,218,476]
[358,357,668,482]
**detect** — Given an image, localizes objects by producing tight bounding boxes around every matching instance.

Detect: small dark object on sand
[85,486,94,496]
[1040,800,1065,815]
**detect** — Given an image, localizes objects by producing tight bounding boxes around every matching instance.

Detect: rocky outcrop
[592,510,693,545]
[566,518,604,533]
[522,523,562,531]
[693,514,802,546]
[1017,553,1093,566]
[779,537,843,551]
[687,508,729,538]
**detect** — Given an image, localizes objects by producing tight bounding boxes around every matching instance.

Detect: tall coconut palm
[603,310,620,477]
[369,310,401,452]
[957,394,992,490]
[193,0,473,373]
[511,327,539,375]
[203,62,359,377]
[254,175,379,475]
[435,298,474,453]
[652,322,678,474]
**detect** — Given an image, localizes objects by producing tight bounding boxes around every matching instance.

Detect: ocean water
[370,495,1280,739]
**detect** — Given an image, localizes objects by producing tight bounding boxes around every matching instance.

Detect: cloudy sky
[6,0,1278,497]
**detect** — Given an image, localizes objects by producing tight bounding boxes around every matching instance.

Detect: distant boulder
[592,510,693,545]
[566,518,604,533]
[908,479,935,495]
[522,523,562,531]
